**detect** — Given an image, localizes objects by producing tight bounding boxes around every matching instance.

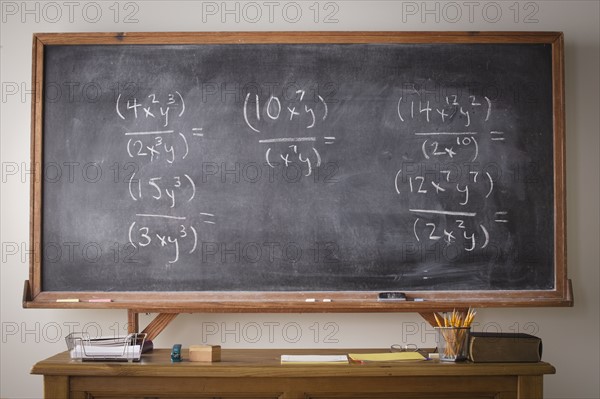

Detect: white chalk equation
[243,90,328,133]
[264,143,323,177]
[127,217,204,265]
[416,131,507,162]
[397,171,505,252]
[409,208,509,251]
[397,94,492,126]
[111,85,513,263]
[118,90,216,267]
[116,91,185,127]
[410,213,496,251]
[243,89,332,178]
[127,174,196,208]
[394,167,495,206]
[418,132,479,161]
[394,94,510,254]
[124,130,201,164]
[396,94,506,158]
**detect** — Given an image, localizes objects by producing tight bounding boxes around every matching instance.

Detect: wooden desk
[31,348,555,399]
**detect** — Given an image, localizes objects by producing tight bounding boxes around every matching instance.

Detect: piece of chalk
[305,298,316,302]
[56,298,79,303]
[88,299,112,303]
[413,298,425,302]
[322,298,332,302]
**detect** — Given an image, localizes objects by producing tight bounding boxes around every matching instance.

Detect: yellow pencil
[434,313,442,327]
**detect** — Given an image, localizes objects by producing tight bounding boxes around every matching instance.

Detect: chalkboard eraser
[377,292,406,301]
[56,298,80,303]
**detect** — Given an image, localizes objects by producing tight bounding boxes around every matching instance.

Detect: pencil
[435,308,476,360]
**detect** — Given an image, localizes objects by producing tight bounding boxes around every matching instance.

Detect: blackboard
[26,32,570,310]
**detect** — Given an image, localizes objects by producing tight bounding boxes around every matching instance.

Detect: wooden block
[189,345,221,362]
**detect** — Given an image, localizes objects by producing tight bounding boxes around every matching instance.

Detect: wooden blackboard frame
[24,31,572,312]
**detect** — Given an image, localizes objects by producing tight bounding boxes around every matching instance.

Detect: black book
[468,332,542,363]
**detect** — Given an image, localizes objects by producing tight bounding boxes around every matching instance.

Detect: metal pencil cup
[435,327,470,362]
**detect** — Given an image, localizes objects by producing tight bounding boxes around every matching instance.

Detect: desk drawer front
[70,376,517,399]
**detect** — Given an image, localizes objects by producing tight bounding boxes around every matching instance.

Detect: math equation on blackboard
[113,86,515,267]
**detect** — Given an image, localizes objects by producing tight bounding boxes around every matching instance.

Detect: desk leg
[44,375,69,398]
[517,375,543,399]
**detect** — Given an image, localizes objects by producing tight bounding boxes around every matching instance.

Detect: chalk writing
[127,174,196,207]
[243,90,328,133]
[127,220,200,264]
[116,91,186,127]
[124,131,193,164]
[397,95,492,126]
[394,93,509,255]
[244,89,331,178]
[411,216,490,251]
[118,90,215,266]
[396,167,495,206]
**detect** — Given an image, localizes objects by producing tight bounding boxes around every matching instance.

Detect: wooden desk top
[31,348,556,378]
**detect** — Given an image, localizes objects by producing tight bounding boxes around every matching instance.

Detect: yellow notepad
[348,352,425,362]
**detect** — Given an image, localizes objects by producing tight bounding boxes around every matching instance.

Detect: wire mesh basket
[66,332,146,362]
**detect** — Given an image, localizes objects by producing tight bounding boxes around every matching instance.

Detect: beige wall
[1,1,598,397]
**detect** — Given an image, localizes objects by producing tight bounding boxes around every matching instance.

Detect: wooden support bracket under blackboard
[127,311,178,341]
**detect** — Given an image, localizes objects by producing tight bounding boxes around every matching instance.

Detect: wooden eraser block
[189,345,221,362]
